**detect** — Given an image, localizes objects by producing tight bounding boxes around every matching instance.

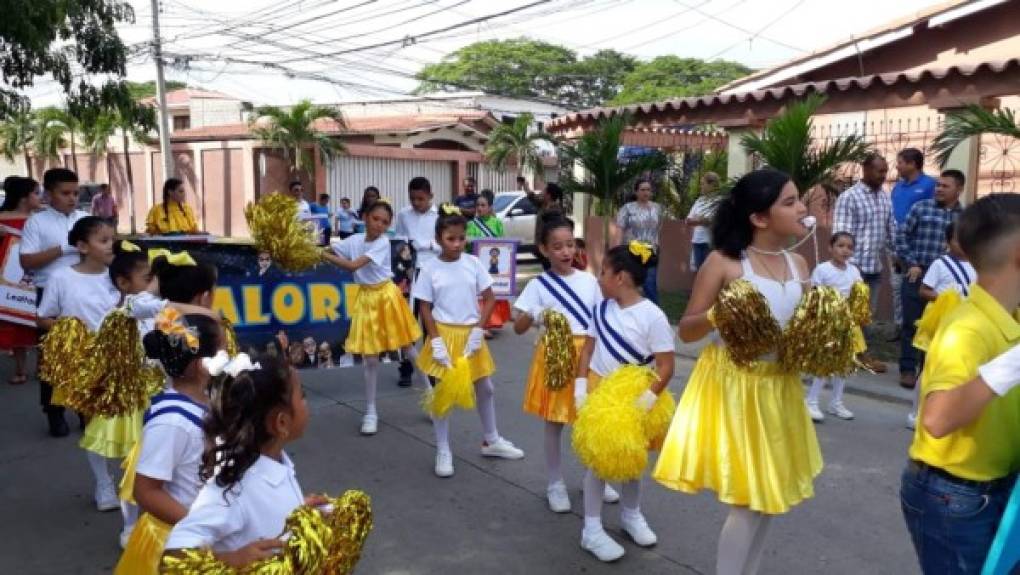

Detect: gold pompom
[161,490,373,575]
[40,317,94,393]
[848,281,872,326]
[541,309,575,391]
[421,357,475,418]
[221,315,240,358]
[572,366,676,482]
[245,192,321,272]
[779,286,856,377]
[712,279,782,367]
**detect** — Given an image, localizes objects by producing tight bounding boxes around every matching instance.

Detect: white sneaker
[360,414,378,435]
[95,482,119,512]
[621,511,658,547]
[581,528,625,562]
[602,483,620,504]
[827,401,854,420]
[546,482,571,513]
[906,412,917,430]
[806,401,824,423]
[480,437,525,460]
[119,527,133,549]
[435,450,454,478]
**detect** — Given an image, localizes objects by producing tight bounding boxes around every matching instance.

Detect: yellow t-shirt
[145,202,199,235]
[909,284,1020,481]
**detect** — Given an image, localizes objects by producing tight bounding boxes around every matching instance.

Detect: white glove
[124,292,168,320]
[574,378,588,409]
[430,337,452,368]
[61,244,79,256]
[636,389,658,413]
[464,327,484,357]
[979,343,1020,396]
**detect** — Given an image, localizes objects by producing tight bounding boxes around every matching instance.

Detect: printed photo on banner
[472,238,518,298]
[0,224,37,327]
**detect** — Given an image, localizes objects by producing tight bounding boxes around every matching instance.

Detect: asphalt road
[0,331,920,574]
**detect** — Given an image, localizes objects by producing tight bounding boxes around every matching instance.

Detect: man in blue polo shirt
[890,148,937,341]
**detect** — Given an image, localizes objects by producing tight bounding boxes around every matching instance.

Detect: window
[173,115,191,131]
[513,196,537,215]
[492,194,519,213]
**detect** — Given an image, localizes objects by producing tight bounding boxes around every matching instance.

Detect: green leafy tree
[558,115,669,250]
[33,107,83,171]
[558,50,638,109]
[484,113,556,178]
[931,104,1020,167]
[660,150,729,219]
[740,94,872,203]
[611,56,751,105]
[249,100,346,190]
[1,0,136,119]
[0,109,36,177]
[125,80,188,101]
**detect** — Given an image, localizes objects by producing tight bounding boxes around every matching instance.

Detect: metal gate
[326,155,454,214]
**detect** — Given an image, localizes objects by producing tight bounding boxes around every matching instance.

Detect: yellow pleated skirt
[345,281,422,355]
[114,513,172,575]
[523,336,586,424]
[416,323,495,381]
[79,409,143,459]
[652,344,823,515]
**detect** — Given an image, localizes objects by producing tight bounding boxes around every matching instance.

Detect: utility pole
[151,0,174,181]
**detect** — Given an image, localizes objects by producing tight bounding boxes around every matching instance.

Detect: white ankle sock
[364,356,379,416]
[474,377,499,443]
[807,377,825,404]
[583,470,604,532]
[432,416,450,453]
[544,422,564,486]
[86,450,113,487]
[717,506,772,575]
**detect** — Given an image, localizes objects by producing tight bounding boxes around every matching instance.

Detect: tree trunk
[23,149,32,179]
[122,132,136,234]
[69,132,78,173]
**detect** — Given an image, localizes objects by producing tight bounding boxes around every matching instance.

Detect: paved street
[0,331,919,574]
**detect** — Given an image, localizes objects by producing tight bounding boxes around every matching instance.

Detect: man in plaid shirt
[895,169,966,388]
[833,154,894,372]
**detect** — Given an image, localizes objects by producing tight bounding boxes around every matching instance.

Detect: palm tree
[931,104,1019,167]
[249,100,346,192]
[558,114,669,251]
[0,109,36,177]
[741,93,873,205]
[33,107,75,169]
[484,112,556,179]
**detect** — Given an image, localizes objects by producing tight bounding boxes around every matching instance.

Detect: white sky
[26,0,945,108]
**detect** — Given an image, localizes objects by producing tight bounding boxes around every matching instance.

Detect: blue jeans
[643,265,658,305]
[901,461,1015,574]
[900,274,925,374]
[692,242,710,271]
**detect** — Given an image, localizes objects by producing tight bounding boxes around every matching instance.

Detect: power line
[704,0,807,59]
[617,0,745,52]
[670,0,807,53]
[574,0,714,49]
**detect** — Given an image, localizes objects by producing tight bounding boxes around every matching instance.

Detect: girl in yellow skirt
[413,205,525,478]
[115,312,222,575]
[652,169,822,575]
[804,231,865,422]
[322,199,425,436]
[572,242,675,562]
[514,213,616,514]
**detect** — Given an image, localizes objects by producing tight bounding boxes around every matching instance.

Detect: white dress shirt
[395,205,439,269]
[19,206,88,287]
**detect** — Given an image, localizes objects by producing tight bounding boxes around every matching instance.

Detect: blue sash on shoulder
[592,300,653,366]
[536,272,590,329]
[143,391,207,428]
[941,255,971,297]
[472,217,496,237]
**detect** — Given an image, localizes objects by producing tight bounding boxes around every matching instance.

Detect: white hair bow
[202,351,261,378]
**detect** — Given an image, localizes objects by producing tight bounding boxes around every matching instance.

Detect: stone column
[717,119,763,180]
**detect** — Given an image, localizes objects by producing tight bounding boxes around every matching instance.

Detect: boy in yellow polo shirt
[901,193,1020,574]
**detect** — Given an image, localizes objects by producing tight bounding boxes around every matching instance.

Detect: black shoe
[47,411,69,438]
[397,360,413,387]
[77,412,86,431]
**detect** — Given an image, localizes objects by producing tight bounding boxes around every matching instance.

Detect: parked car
[492,192,537,252]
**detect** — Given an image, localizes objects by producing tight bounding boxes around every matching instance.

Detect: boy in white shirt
[395,177,439,386]
[920,221,975,301]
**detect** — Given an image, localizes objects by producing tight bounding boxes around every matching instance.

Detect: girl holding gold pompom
[653,169,822,575]
[573,242,675,563]
[513,213,617,515]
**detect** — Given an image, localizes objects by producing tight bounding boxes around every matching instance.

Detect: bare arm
[478,287,495,327]
[37,317,57,331]
[921,379,997,439]
[575,337,595,378]
[419,301,440,340]
[920,285,938,302]
[512,309,533,335]
[134,475,188,525]
[20,245,62,271]
[678,251,729,342]
[321,251,371,272]
[650,351,675,394]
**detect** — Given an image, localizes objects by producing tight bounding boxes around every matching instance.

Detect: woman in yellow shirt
[145,178,199,235]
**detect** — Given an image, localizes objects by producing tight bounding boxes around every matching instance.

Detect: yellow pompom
[913,289,962,353]
[245,192,321,272]
[779,286,856,377]
[40,317,94,393]
[541,309,575,391]
[712,279,782,367]
[323,490,374,574]
[848,281,872,326]
[421,357,475,418]
[161,548,235,574]
[222,315,240,358]
[572,366,676,482]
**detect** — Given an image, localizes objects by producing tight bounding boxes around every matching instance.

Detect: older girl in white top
[413,206,524,479]
[572,243,675,562]
[163,354,315,569]
[323,200,425,436]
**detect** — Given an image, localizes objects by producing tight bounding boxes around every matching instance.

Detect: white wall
[326,155,454,215]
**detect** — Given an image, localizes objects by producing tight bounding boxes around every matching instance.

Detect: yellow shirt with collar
[145,202,199,235]
[909,284,1020,481]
